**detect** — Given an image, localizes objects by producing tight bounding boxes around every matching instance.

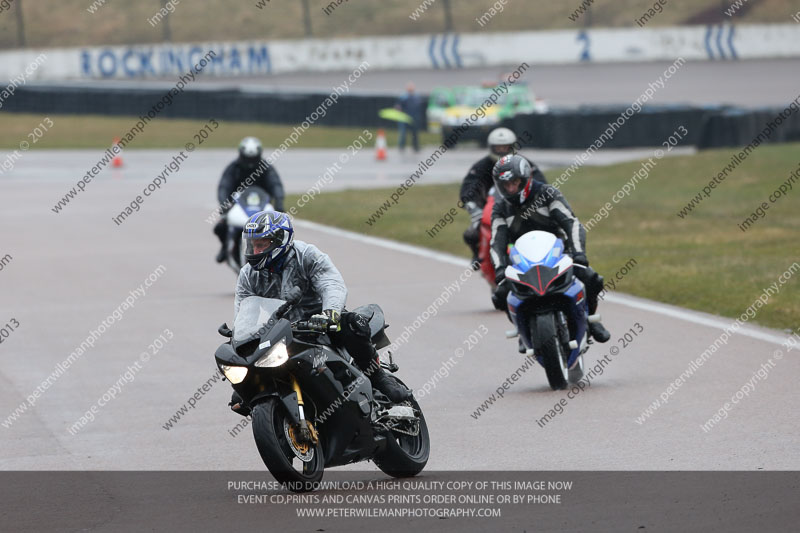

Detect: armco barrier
[2,84,798,150]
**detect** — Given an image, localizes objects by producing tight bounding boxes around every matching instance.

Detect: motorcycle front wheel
[251,398,324,493]
[530,313,569,390]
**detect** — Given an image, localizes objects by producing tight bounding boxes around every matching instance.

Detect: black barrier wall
[4,85,799,149]
[502,104,800,149]
[507,106,711,149]
[2,84,408,128]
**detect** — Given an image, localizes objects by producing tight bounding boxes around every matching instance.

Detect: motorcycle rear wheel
[251,398,324,493]
[373,377,430,478]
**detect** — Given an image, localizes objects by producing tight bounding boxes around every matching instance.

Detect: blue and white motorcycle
[224,186,273,274]
[503,230,596,390]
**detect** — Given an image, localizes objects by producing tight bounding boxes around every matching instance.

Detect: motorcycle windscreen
[233,296,285,344]
[239,186,271,209]
[510,231,563,271]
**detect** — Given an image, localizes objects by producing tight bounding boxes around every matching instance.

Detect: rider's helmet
[242,211,294,271]
[487,127,517,161]
[491,154,534,207]
[238,137,263,171]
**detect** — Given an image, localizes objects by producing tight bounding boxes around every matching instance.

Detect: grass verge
[0,113,440,150]
[287,142,800,331]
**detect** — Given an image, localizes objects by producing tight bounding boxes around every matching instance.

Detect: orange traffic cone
[375,129,387,161]
[111,137,123,168]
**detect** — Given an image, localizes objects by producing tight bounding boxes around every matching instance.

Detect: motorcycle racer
[489,155,611,343]
[460,127,546,267]
[229,210,410,415]
[214,137,286,263]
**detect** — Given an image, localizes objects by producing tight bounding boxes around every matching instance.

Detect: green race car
[427,84,547,143]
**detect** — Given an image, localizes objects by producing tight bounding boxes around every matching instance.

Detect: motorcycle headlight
[255,340,289,368]
[552,270,573,291]
[510,280,536,298]
[220,364,248,384]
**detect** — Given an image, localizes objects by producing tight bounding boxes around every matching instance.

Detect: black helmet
[238,136,263,171]
[492,154,534,206]
[242,211,294,271]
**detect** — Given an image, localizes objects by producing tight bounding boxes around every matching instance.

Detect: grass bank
[0,113,440,150]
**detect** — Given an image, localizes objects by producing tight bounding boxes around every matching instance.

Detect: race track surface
[0,148,796,473]
[84,59,800,108]
[3,145,692,197]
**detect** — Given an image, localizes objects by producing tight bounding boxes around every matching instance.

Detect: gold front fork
[291,375,305,408]
[290,375,318,443]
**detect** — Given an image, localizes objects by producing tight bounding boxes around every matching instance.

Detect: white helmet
[238,137,263,169]
[487,127,517,161]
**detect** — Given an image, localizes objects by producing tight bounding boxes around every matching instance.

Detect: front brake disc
[284,420,315,462]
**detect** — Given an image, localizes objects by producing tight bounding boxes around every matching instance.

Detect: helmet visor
[243,235,278,258]
[500,177,524,196]
[240,155,261,170]
[490,144,514,158]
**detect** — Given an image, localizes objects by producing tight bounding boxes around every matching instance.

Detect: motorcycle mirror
[218,322,233,338]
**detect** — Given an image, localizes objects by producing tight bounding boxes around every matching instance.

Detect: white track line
[295,219,468,267]
[295,219,794,347]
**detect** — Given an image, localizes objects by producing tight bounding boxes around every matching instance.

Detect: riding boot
[213,219,228,263]
[585,274,610,343]
[463,225,481,270]
[353,348,411,403]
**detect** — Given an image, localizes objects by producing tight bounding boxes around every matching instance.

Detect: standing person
[395,82,424,153]
[213,137,285,263]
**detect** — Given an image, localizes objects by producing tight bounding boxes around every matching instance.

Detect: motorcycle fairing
[226,203,251,227]
[291,344,383,467]
[507,232,573,296]
[505,231,589,369]
[231,186,272,221]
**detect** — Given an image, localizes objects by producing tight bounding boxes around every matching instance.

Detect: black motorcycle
[215,289,430,492]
